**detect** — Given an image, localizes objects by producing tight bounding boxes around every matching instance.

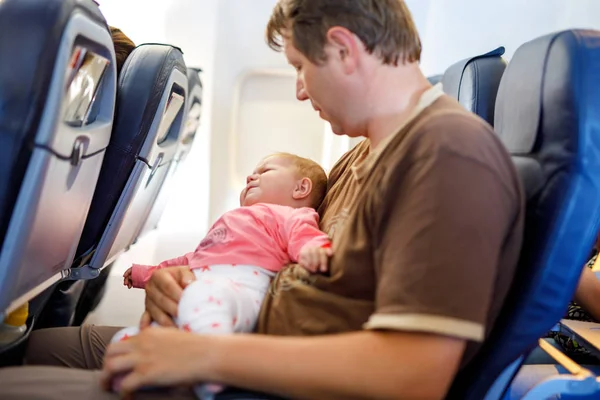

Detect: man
[0,1,523,399]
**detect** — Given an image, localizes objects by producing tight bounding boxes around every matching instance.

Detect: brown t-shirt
[258,94,524,368]
[318,138,370,238]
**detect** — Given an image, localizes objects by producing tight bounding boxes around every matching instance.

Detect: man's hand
[101,327,211,396]
[140,266,196,329]
[299,245,333,273]
[123,267,133,289]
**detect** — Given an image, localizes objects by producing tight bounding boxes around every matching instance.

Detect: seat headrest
[494,30,599,156]
[442,47,506,125]
[115,44,186,149]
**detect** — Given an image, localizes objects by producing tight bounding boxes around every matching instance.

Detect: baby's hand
[123,266,134,289]
[299,245,333,273]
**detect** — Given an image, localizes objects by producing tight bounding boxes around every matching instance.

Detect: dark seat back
[136,67,203,239]
[0,0,116,319]
[442,47,507,126]
[72,44,188,275]
[447,29,600,400]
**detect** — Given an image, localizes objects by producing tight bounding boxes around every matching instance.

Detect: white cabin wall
[416,0,600,75]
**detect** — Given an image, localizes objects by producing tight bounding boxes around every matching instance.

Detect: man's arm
[104,327,465,400]
[207,330,465,400]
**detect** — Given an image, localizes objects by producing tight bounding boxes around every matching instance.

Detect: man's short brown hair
[266,0,421,66]
[271,152,328,209]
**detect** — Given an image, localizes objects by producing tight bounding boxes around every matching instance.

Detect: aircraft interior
[1,0,600,399]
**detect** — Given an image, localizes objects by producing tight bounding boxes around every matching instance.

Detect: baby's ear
[292,177,313,200]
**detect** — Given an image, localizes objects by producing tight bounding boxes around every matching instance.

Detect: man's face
[283,36,350,136]
[239,155,299,207]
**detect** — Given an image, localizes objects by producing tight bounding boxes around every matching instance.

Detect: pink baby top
[130,203,331,288]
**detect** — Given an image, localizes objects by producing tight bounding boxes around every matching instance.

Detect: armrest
[520,338,600,400]
[537,338,592,375]
[559,319,600,360]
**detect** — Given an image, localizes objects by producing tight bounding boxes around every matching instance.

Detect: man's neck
[364,64,431,149]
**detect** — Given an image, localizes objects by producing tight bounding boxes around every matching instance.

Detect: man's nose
[296,79,308,101]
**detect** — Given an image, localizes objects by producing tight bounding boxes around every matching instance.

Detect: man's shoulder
[389,96,510,170]
[417,95,497,144]
[374,96,521,204]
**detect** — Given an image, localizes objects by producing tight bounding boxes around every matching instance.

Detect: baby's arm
[126,253,194,289]
[282,208,332,273]
[298,243,333,273]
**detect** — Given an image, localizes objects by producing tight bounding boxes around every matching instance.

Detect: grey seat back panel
[0,1,116,317]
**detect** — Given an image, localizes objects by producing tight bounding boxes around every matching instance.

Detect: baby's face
[240,156,300,207]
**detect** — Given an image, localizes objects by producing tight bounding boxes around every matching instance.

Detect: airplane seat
[0,0,116,331]
[35,43,189,329]
[441,46,507,126]
[135,66,203,241]
[70,43,188,277]
[446,29,600,400]
[427,74,443,85]
[67,65,201,328]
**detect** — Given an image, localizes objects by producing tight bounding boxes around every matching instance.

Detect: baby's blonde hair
[269,152,327,209]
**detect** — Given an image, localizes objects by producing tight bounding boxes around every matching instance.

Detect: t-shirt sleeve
[363,142,519,342]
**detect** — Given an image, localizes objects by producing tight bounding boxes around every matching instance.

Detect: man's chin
[331,125,346,136]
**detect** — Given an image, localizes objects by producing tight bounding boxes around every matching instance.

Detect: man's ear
[325,26,360,74]
[292,177,313,200]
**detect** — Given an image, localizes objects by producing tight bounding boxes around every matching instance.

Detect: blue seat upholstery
[0,0,116,319]
[136,67,203,239]
[442,47,506,126]
[446,29,600,400]
[70,43,188,278]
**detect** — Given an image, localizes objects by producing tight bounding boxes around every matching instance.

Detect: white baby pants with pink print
[111,265,274,399]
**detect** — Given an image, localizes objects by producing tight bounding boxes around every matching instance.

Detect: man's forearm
[202,330,466,400]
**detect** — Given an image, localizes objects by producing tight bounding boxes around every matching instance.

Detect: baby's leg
[108,326,145,392]
[177,273,266,334]
[110,326,142,343]
[179,267,271,400]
